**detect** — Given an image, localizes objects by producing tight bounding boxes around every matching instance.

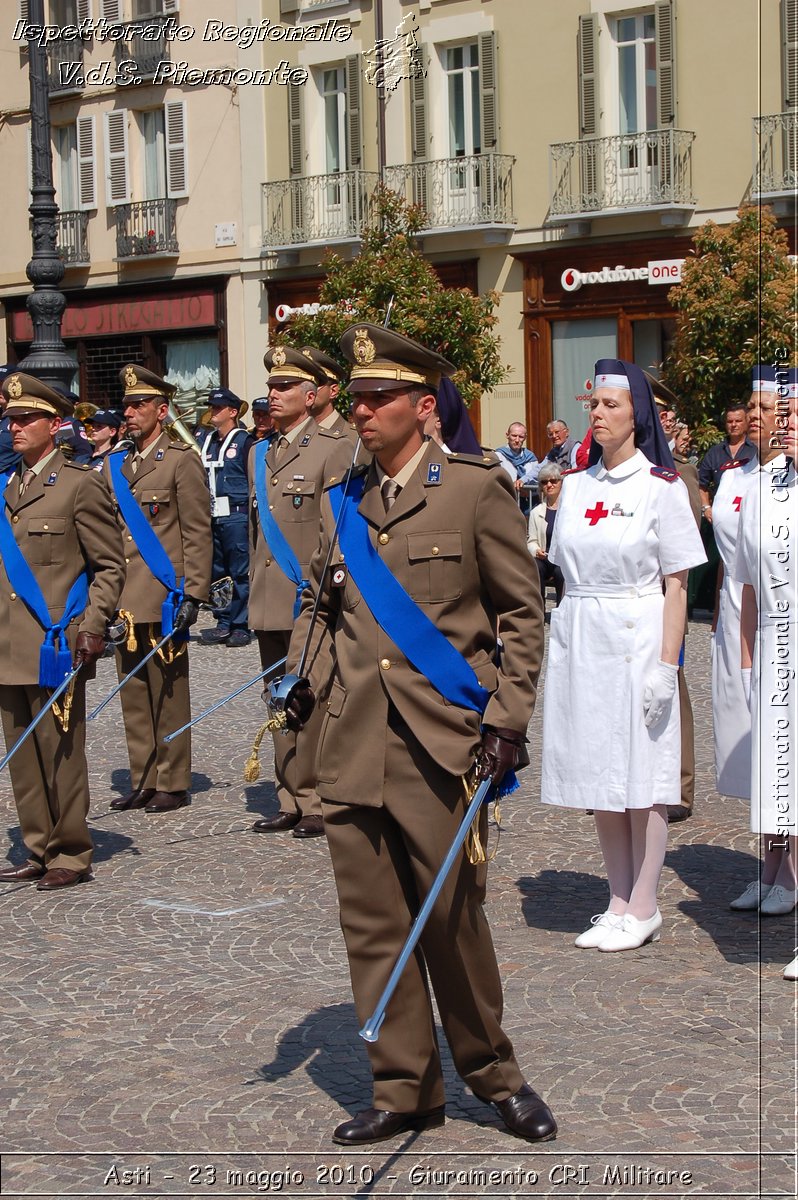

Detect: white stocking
[627,805,668,920]
[593,810,633,914]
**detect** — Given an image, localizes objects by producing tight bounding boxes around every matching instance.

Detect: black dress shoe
[226,630,251,647]
[667,804,693,823]
[292,815,325,839]
[144,790,189,813]
[252,811,301,832]
[332,1106,445,1145]
[476,1084,557,1143]
[0,862,45,882]
[201,627,230,644]
[110,788,156,812]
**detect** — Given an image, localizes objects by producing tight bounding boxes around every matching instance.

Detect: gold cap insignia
[7,376,22,399]
[353,329,376,365]
[272,347,287,368]
[124,366,138,388]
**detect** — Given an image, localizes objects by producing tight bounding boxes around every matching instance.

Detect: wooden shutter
[77,0,92,21]
[783,0,798,107]
[345,54,362,169]
[77,115,96,209]
[478,31,498,153]
[100,0,121,23]
[19,1,29,24]
[163,0,180,12]
[655,0,676,126]
[104,109,129,205]
[577,14,599,137]
[165,100,188,197]
[288,81,304,174]
[409,43,427,209]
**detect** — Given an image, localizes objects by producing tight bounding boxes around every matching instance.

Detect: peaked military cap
[206,386,243,411]
[264,345,325,386]
[340,324,455,393]
[119,364,175,402]
[643,371,681,411]
[2,371,75,419]
[301,346,345,383]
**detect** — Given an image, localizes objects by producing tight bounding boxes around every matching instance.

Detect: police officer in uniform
[300,346,356,442]
[251,397,275,443]
[0,373,125,888]
[105,365,212,813]
[249,347,355,839]
[198,387,254,648]
[285,325,557,1144]
[87,409,123,472]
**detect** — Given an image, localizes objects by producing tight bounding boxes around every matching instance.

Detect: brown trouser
[0,679,93,871]
[116,624,191,794]
[255,629,322,819]
[322,710,524,1113]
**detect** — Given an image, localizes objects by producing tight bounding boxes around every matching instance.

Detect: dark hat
[251,397,270,413]
[264,346,325,386]
[643,371,680,411]
[2,371,74,419]
[92,408,123,429]
[206,386,243,412]
[751,364,778,393]
[300,346,345,383]
[0,365,12,384]
[340,324,455,394]
[119,364,175,402]
[788,367,798,400]
[590,358,675,470]
[435,376,481,455]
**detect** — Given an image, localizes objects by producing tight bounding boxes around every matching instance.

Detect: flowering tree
[280,186,506,409]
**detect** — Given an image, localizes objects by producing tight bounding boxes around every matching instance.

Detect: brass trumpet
[164,400,202,454]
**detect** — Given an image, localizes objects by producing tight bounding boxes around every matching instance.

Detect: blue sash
[0,469,89,686]
[108,450,185,638]
[252,438,308,619]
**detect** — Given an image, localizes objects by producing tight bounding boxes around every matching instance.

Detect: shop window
[632,317,675,377]
[165,339,220,422]
[551,318,617,441]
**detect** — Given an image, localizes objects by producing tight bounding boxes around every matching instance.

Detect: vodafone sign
[561,260,683,292]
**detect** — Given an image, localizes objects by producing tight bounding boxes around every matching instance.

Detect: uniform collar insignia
[46,471,58,486]
[299,434,311,446]
[426,462,442,485]
[155,448,165,460]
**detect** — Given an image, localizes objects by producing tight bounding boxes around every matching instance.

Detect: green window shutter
[577,13,599,137]
[410,43,428,161]
[288,81,304,175]
[655,0,676,126]
[783,0,798,107]
[346,54,362,169]
[104,109,129,205]
[478,31,498,153]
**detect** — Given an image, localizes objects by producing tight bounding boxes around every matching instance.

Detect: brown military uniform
[291,440,544,1112]
[104,432,212,794]
[249,417,355,817]
[0,450,125,871]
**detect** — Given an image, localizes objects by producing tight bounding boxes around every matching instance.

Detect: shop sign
[9,289,217,341]
[560,260,684,292]
[647,258,683,285]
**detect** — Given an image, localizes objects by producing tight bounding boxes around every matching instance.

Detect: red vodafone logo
[561,268,583,292]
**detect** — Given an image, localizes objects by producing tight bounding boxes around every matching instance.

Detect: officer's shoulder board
[324,462,368,491]
[719,458,744,472]
[318,425,346,441]
[167,439,192,453]
[650,465,679,483]
[446,450,498,469]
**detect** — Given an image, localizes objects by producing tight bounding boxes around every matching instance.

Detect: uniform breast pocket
[140,490,171,526]
[282,480,317,519]
[406,530,462,603]
[26,517,66,566]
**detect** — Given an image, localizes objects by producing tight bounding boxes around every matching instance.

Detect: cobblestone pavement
[0,616,795,1200]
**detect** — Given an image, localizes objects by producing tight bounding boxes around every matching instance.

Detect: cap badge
[353,329,376,365]
[124,366,138,388]
[272,347,287,368]
[7,376,22,399]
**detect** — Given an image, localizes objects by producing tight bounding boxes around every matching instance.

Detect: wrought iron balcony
[261,170,379,250]
[384,153,515,233]
[47,39,84,94]
[753,112,798,201]
[56,211,89,266]
[549,129,696,222]
[113,15,170,81]
[115,198,178,260]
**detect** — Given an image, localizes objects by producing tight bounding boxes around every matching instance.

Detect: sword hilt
[265,673,309,735]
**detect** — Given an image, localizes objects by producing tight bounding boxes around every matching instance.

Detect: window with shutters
[611,12,660,186]
[441,43,480,218]
[54,125,79,212]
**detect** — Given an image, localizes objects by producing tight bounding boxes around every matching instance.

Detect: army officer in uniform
[285,325,557,1144]
[0,373,124,889]
[105,366,212,814]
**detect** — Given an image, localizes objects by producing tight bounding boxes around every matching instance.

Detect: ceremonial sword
[163,656,287,743]
[0,665,82,773]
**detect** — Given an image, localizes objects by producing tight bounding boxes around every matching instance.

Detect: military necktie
[381,479,401,512]
[19,468,36,496]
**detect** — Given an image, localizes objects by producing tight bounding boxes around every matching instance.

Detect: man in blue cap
[251,397,274,444]
[199,387,254,647]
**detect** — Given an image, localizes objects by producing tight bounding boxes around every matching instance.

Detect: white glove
[741,667,752,709]
[643,660,679,728]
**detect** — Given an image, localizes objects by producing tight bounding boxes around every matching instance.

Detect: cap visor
[347,377,414,394]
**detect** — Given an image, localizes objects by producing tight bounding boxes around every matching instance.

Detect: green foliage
[278,186,507,409]
[661,206,796,433]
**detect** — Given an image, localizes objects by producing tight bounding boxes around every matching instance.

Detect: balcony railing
[56,210,89,265]
[115,198,178,259]
[47,39,84,94]
[262,169,379,250]
[113,16,170,81]
[753,112,798,200]
[549,129,696,221]
[384,153,515,232]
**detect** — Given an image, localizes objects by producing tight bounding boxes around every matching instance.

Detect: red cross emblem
[584,502,609,526]
[733,495,742,512]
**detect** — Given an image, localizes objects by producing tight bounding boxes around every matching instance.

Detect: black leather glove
[284,681,316,733]
[73,631,106,679]
[475,726,526,786]
[172,597,200,633]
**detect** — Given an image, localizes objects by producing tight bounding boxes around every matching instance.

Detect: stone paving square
[0,618,795,1199]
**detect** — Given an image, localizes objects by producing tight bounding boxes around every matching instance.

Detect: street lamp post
[17,0,77,389]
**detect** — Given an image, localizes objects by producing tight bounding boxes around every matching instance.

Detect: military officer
[0,373,125,889]
[285,325,557,1144]
[198,387,254,648]
[105,365,212,814]
[249,346,355,839]
[300,346,357,442]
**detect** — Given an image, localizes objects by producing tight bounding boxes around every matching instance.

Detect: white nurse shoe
[759,885,798,916]
[597,910,662,952]
[729,881,772,910]
[574,911,624,948]
[783,952,798,981]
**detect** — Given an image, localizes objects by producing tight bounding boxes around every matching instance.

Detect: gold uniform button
[11,515,18,524]
[338,553,345,563]
[125,557,130,564]
[264,558,271,566]
[127,534,133,541]
[380,658,391,670]
[286,482,293,490]
[43,524,49,530]
[9,592,16,601]
[431,546,440,556]
[378,532,389,545]
[271,477,278,485]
